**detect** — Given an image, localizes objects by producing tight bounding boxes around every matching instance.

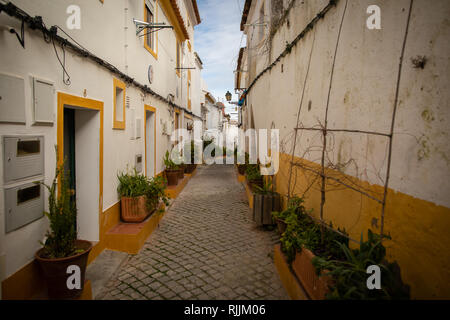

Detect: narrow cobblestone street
[100,164,288,300]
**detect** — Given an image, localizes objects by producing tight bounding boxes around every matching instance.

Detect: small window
[113,78,126,129]
[17,140,40,157]
[144,0,157,58]
[17,185,40,205]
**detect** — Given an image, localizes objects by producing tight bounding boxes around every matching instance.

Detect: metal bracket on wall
[133,19,173,36]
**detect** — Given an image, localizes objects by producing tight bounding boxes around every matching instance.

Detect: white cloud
[194,0,246,118]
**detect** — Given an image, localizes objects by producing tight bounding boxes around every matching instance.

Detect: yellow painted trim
[143,0,158,59]
[184,113,192,120]
[187,69,191,110]
[144,105,157,177]
[1,260,43,300]
[159,0,188,42]
[104,204,167,255]
[187,40,192,52]
[113,78,126,130]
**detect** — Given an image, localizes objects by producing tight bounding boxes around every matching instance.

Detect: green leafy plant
[163,150,179,170]
[312,230,410,300]
[277,196,348,262]
[146,175,170,212]
[245,164,261,181]
[117,168,149,197]
[117,169,169,213]
[39,153,79,259]
[254,180,275,195]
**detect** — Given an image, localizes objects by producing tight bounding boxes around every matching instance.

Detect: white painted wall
[242,0,450,208]
[0,0,203,281]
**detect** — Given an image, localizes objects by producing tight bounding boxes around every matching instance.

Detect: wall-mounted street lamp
[225,91,232,102]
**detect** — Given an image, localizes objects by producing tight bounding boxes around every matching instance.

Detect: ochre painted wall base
[166,167,197,199]
[273,244,309,300]
[104,206,166,255]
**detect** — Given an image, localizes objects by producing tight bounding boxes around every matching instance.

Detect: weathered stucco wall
[243,0,450,298]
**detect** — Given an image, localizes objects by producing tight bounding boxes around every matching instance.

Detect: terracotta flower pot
[121,195,150,223]
[292,248,333,300]
[185,164,195,174]
[178,166,185,179]
[237,164,246,175]
[35,239,92,299]
[165,169,179,186]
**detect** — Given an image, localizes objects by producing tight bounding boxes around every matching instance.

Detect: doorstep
[85,249,128,299]
[273,244,309,300]
[30,280,92,300]
[104,205,166,255]
[165,166,197,199]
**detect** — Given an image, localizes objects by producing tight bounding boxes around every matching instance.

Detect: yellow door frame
[57,91,104,227]
[144,105,157,177]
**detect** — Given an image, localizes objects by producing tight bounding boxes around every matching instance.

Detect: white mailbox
[3,136,45,183]
[5,182,44,233]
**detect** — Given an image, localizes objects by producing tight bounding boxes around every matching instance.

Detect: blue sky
[194,0,246,119]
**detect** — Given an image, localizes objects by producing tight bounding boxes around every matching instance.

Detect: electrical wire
[51,35,71,85]
[0,1,201,119]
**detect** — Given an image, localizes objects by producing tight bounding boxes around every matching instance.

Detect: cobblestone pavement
[100,164,289,300]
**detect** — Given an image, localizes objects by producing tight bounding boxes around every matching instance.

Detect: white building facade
[0,0,203,298]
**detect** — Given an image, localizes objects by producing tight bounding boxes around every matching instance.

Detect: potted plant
[172,149,185,179]
[164,150,179,186]
[35,156,92,299]
[252,180,280,227]
[312,230,410,300]
[245,164,263,191]
[183,141,197,174]
[146,175,170,213]
[272,197,306,234]
[117,169,168,223]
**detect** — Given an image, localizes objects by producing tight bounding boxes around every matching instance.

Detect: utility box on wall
[135,154,143,173]
[4,182,44,233]
[32,77,54,124]
[3,136,44,183]
[0,73,26,124]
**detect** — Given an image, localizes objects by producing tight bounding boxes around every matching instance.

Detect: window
[113,78,126,129]
[176,39,181,77]
[144,0,157,58]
